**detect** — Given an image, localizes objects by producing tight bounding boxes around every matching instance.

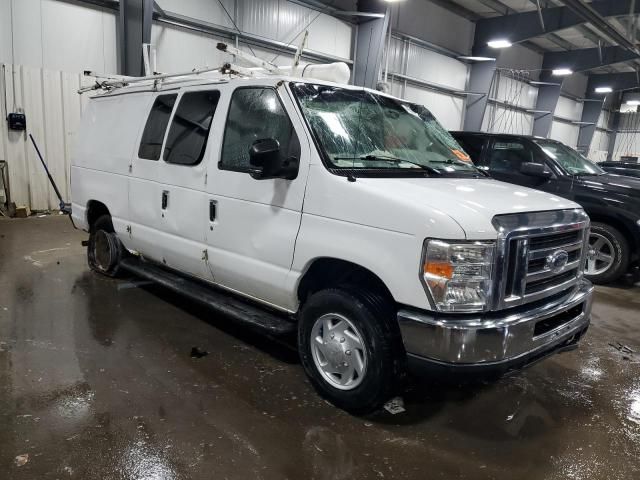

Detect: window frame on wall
[162,89,221,167]
[218,86,301,175]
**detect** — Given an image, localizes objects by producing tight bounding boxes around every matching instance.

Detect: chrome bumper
[398,279,593,366]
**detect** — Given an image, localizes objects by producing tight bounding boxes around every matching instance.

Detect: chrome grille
[492,209,590,310]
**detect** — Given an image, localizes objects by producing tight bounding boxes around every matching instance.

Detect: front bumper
[398,279,593,371]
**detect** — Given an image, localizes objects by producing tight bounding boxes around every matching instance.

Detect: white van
[71,69,593,413]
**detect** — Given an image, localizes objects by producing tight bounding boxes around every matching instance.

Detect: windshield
[534,139,605,175]
[290,83,479,175]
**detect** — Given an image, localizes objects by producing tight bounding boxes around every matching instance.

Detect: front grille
[493,210,590,310]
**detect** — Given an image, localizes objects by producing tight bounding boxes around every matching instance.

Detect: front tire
[298,287,404,414]
[585,222,629,284]
[87,214,124,278]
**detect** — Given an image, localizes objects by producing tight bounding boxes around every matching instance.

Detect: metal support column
[462,48,498,131]
[352,1,389,89]
[532,75,562,137]
[606,108,621,161]
[118,0,154,76]
[576,94,605,155]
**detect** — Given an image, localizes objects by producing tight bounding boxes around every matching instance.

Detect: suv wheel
[298,287,404,414]
[585,222,629,284]
[88,214,124,277]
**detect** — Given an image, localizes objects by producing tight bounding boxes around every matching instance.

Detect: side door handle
[162,190,169,210]
[209,200,217,222]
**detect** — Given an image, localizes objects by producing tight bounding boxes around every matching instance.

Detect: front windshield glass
[290,83,479,175]
[534,139,605,175]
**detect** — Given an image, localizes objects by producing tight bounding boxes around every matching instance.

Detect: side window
[163,90,220,166]
[220,88,300,172]
[138,94,177,160]
[454,136,485,164]
[487,140,538,174]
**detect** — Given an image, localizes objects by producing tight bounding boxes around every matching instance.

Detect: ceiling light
[626,100,640,105]
[595,86,612,93]
[552,68,573,76]
[487,39,512,49]
[458,56,496,62]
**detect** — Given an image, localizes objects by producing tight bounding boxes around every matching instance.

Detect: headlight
[422,240,495,312]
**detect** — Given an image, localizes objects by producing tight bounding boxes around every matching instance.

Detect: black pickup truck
[598,161,640,179]
[450,132,640,284]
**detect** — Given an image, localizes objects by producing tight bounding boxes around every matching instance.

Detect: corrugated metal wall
[384,37,469,130]
[0,64,95,210]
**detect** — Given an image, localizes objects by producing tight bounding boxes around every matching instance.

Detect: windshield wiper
[333,155,441,175]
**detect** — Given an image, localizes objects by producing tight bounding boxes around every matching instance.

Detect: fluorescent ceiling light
[595,86,613,93]
[552,68,573,76]
[626,100,640,105]
[487,39,512,49]
[458,56,496,62]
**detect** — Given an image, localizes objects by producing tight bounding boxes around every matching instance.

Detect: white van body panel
[71,93,150,234]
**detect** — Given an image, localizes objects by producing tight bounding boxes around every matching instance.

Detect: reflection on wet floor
[1,216,639,479]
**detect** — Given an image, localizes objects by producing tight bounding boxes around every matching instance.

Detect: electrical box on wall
[7,112,26,131]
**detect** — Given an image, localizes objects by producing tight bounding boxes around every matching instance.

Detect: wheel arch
[86,200,111,232]
[585,211,638,258]
[296,257,395,306]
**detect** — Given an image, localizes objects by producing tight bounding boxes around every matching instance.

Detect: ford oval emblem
[546,250,569,273]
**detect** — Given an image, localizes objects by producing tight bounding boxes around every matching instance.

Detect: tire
[87,214,124,278]
[584,222,629,284]
[298,287,405,414]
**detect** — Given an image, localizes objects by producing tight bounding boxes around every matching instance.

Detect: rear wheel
[298,287,404,414]
[585,222,629,284]
[87,214,124,278]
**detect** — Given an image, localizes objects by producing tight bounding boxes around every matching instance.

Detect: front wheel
[584,222,629,284]
[298,287,404,414]
[87,214,124,278]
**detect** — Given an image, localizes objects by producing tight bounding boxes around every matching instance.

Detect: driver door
[484,137,557,192]
[204,84,310,310]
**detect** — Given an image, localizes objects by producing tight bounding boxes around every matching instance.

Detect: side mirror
[248,138,298,180]
[520,162,552,179]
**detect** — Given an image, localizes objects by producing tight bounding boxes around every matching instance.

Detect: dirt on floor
[1,215,639,480]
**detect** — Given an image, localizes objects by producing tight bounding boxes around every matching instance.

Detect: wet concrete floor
[1,215,639,479]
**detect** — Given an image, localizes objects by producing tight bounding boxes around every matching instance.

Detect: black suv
[450,132,640,284]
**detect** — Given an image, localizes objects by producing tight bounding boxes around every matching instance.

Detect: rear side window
[138,94,177,160]
[220,88,300,172]
[163,90,220,166]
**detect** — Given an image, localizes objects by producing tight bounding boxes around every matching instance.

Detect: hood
[575,173,640,199]
[305,168,580,240]
[356,177,579,238]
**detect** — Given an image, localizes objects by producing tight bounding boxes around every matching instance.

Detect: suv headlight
[422,240,495,312]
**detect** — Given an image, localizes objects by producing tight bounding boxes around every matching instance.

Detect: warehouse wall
[611,112,640,161]
[0,64,95,210]
[482,73,537,135]
[549,95,584,148]
[391,0,475,54]
[0,0,118,74]
[384,37,468,130]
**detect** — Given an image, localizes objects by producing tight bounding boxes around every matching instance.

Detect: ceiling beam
[425,0,480,21]
[474,0,640,50]
[543,45,639,72]
[557,0,640,55]
[587,72,640,92]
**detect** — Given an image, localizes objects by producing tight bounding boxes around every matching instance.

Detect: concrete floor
[1,216,639,480]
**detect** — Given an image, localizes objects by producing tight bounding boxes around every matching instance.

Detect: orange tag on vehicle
[451,149,471,162]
